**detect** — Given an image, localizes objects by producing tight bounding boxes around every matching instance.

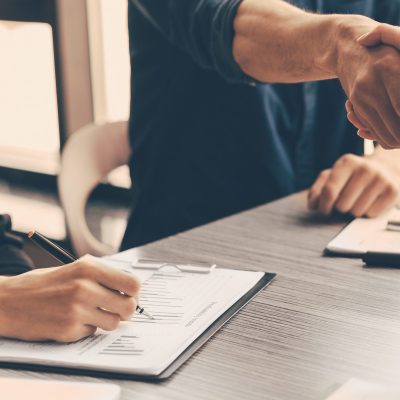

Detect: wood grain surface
[3,192,400,400]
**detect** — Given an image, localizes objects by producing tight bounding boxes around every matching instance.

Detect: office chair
[58,121,131,257]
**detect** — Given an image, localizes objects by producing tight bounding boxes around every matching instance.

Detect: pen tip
[144,311,155,320]
[28,230,35,238]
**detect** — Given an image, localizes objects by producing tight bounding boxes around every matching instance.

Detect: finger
[318,158,356,215]
[374,92,400,147]
[334,164,376,214]
[365,185,399,218]
[96,286,137,320]
[347,111,368,131]
[350,103,376,137]
[345,100,353,114]
[74,256,141,298]
[358,130,376,141]
[352,102,397,149]
[351,177,387,217]
[87,308,121,332]
[358,24,400,49]
[308,170,330,210]
[346,101,369,132]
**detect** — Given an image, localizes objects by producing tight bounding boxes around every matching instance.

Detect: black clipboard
[0,272,276,381]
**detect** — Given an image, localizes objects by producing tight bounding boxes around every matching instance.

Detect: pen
[362,251,400,268]
[28,230,154,320]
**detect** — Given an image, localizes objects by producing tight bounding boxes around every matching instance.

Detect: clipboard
[0,271,275,381]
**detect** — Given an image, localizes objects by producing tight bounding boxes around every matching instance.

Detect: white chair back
[58,121,130,257]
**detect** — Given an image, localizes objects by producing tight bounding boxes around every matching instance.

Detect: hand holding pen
[28,231,154,322]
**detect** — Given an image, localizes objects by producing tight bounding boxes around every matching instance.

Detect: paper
[0,251,264,376]
[1,378,120,400]
[326,378,400,400]
[326,208,400,255]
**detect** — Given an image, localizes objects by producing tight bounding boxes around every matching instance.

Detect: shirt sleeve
[0,215,34,275]
[130,0,252,83]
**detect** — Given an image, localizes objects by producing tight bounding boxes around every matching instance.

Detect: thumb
[357,30,382,47]
[358,24,400,49]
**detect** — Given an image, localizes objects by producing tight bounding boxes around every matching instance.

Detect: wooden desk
[3,192,400,399]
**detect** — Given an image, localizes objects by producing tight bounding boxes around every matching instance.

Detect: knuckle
[357,162,373,176]
[337,154,357,167]
[68,280,89,301]
[320,169,330,178]
[71,262,95,279]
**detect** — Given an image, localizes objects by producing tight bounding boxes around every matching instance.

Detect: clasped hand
[344,24,400,148]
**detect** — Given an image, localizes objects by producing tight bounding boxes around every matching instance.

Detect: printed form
[0,254,265,376]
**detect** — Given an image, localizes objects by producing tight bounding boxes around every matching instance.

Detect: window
[0,20,60,174]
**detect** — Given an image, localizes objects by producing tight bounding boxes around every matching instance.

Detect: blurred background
[0,0,132,265]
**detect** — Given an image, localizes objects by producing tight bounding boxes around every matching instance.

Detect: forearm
[232,0,376,83]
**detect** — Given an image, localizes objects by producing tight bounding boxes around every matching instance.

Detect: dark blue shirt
[121,0,400,249]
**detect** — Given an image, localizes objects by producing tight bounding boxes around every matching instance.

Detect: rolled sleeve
[130,0,252,83]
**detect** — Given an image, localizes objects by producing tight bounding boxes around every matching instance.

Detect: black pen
[362,251,400,268]
[28,230,154,320]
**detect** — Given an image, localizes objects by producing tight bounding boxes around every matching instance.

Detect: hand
[308,154,400,218]
[342,24,400,146]
[335,20,400,148]
[358,24,400,48]
[0,256,140,342]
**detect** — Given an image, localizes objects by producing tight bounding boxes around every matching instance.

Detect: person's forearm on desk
[232,0,400,148]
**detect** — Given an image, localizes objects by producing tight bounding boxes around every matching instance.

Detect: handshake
[344,24,400,148]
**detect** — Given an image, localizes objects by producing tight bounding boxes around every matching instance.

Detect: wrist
[331,15,379,80]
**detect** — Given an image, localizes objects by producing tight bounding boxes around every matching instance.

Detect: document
[326,208,400,255]
[0,251,272,378]
[326,378,400,400]
[1,378,120,400]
